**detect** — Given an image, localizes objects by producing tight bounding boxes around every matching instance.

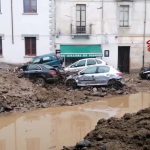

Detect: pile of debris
[0,64,148,114]
[63,107,150,150]
[0,69,136,113]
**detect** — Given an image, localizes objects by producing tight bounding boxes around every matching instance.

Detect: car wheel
[17,72,23,78]
[66,79,77,89]
[108,79,123,90]
[146,74,150,80]
[35,78,46,87]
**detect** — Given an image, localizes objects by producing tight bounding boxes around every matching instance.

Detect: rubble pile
[63,107,150,150]
[0,65,149,114]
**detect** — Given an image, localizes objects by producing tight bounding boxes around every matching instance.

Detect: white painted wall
[0,0,54,64]
[56,0,150,70]
[1,0,150,69]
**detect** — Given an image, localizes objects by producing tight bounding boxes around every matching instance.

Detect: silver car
[65,65,124,88]
[64,58,106,73]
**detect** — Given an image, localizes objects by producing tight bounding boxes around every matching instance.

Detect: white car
[64,58,106,73]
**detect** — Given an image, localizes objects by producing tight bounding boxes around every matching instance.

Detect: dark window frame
[25,37,36,56]
[76,4,86,34]
[23,0,37,13]
[0,37,2,55]
[119,5,129,27]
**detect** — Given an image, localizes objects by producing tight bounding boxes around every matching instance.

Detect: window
[119,5,129,27]
[87,59,96,66]
[82,66,97,74]
[76,4,86,33]
[96,59,102,64]
[97,66,110,73]
[76,60,86,67]
[28,65,41,71]
[42,56,52,63]
[71,60,86,68]
[0,37,2,55]
[32,57,41,63]
[25,37,36,56]
[23,0,37,13]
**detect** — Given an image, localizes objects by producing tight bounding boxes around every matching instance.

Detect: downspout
[101,0,104,36]
[100,0,104,59]
[142,0,147,67]
[11,0,14,44]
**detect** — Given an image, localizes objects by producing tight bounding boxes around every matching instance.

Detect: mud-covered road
[0,63,150,114]
[0,63,150,150]
[63,107,150,150]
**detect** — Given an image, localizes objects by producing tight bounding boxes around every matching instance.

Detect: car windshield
[32,57,41,63]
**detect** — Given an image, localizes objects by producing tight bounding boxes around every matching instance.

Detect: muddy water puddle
[0,92,150,150]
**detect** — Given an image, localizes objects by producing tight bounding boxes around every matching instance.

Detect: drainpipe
[101,0,104,59]
[11,0,14,44]
[142,0,147,68]
[101,0,104,42]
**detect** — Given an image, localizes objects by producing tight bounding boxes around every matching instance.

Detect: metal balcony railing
[70,24,92,35]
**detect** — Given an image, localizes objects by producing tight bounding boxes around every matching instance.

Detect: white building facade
[0,0,150,72]
[0,0,55,64]
[55,0,150,72]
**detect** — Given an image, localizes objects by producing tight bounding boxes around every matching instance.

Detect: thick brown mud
[0,93,150,150]
[0,69,140,114]
[64,107,150,150]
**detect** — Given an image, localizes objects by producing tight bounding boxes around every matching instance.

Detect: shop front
[60,45,102,65]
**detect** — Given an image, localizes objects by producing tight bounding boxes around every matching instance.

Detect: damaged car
[31,53,64,69]
[18,64,65,86]
[65,65,124,89]
[139,67,150,79]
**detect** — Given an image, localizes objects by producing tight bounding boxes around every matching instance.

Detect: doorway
[118,46,130,73]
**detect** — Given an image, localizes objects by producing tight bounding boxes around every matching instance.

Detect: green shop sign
[60,45,102,58]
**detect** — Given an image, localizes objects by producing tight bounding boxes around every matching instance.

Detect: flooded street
[0,92,150,150]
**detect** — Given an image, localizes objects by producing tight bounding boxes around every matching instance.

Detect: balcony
[70,24,92,39]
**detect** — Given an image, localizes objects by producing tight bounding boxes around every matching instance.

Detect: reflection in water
[0,92,150,150]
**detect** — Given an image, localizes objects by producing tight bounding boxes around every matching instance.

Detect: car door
[94,66,110,85]
[77,66,97,86]
[24,64,42,79]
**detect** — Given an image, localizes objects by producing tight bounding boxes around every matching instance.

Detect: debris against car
[65,65,124,89]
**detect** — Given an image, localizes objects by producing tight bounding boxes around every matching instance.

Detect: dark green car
[32,53,64,69]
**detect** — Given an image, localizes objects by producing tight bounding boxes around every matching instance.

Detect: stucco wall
[0,0,53,63]
[56,0,150,70]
